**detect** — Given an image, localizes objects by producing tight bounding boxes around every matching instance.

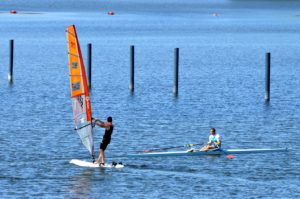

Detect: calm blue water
[0,0,300,198]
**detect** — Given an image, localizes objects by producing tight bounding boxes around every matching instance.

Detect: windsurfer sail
[66,25,94,161]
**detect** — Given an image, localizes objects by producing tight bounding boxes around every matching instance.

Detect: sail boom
[75,122,92,131]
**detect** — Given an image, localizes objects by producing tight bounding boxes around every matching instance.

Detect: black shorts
[100,142,109,151]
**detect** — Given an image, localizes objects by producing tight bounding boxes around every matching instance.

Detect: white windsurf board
[70,159,124,168]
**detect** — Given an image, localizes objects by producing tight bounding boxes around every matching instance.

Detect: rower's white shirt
[208,134,221,143]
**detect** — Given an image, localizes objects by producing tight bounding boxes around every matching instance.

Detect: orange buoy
[10,10,17,14]
[108,11,114,15]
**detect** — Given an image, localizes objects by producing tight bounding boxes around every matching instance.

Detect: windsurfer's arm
[100,122,112,129]
[92,118,104,127]
[92,118,112,129]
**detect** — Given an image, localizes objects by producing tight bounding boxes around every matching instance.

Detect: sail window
[72,62,78,69]
[72,82,80,91]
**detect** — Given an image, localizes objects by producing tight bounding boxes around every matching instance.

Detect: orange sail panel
[66,25,94,159]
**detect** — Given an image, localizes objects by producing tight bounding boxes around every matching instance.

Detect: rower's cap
[107,116,112,122]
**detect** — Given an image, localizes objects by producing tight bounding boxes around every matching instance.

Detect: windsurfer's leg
[94,143,103,164]
[100,149,105,164]
[94,153,102,164]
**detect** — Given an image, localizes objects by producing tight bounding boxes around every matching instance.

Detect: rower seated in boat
[200,128,221,151]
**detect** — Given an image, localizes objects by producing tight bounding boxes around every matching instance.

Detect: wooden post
[8,40,14,83]
[173,48,179,96]
[265,52,271,101]
[87,43,92,89]
[129,45,135,92]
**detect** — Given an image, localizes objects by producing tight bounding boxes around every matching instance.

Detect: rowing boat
[127,148,288,158]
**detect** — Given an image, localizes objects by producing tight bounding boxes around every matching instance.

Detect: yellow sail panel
[66,25,92,122]
[66,25,94,159]
[67,26,84,97]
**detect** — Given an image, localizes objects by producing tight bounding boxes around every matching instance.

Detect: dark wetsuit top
[102,125,113,144]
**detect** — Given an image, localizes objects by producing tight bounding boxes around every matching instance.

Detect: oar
[216,146,234,159]
[143,143,202,153]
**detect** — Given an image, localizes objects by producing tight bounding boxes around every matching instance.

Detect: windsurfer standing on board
[92,116,113,165]
[200,128,221,151]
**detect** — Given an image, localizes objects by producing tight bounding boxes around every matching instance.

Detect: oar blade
[226,154,234,159]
